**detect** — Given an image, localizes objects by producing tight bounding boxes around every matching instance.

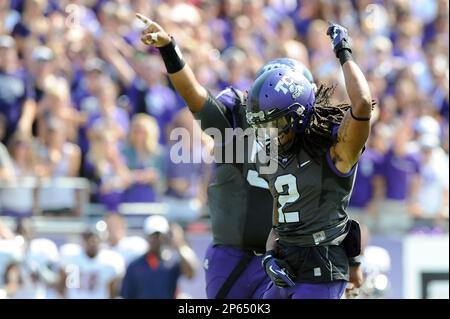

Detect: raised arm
[327,23,373,174]
[97,33,136,87]
[17,99,37,137]
[136,13,208,113]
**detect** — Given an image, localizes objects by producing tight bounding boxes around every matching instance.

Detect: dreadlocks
[297,83,376,162]
[298,83,350,162]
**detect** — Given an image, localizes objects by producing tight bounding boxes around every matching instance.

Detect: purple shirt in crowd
[127,78,182,145]
[378,148,421,200]
[165,149,206,199]
[0,69,33,143]
[349,148,383,208]
[72,77,99,156]
[87,107,130,135]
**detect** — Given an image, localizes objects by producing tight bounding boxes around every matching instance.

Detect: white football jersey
[26,238,59,268]
[105,236,148,266]
[61,247,125,299]
[59,243,83,260]
[17,238,60,299]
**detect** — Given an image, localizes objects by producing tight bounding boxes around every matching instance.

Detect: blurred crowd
[0,0,449,298]
[0,214,198,299]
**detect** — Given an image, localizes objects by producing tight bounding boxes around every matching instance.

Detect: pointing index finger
[136,13,152,26]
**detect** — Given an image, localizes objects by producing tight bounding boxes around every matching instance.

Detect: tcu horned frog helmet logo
[274,74,305,100]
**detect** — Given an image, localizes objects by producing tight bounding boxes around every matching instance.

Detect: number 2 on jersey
[275,174,300,223]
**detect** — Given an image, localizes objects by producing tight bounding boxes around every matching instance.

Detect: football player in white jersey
[1,218,61,298]
[60,229,125,299]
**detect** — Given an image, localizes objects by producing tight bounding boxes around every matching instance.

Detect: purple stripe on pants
[204,244,270,299]
[262,280,347,299]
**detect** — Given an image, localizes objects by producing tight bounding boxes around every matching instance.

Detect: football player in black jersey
[245,22,372,299]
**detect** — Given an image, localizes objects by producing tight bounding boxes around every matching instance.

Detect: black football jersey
[264,147,356,245]
[259,142,358,282]
[193,91,273,252]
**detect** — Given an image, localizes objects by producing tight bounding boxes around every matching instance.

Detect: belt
[278,219,350,247]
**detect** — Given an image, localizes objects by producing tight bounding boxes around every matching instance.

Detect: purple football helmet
[255,58,315,85]
[246,67,315,135]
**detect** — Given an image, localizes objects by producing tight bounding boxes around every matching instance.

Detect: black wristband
[350,108,371,121]
[337,49,353,66]
[158,37,185,74]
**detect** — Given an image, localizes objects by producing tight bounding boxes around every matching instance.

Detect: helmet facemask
[249,103,310,157]
[254,116,293,156]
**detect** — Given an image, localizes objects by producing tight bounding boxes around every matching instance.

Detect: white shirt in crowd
[417,148,449,217]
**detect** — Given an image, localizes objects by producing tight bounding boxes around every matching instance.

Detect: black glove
[326,21,352,59]
[262,250,295,288]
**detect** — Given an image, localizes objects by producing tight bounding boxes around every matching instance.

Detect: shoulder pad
[216,87,245,112]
